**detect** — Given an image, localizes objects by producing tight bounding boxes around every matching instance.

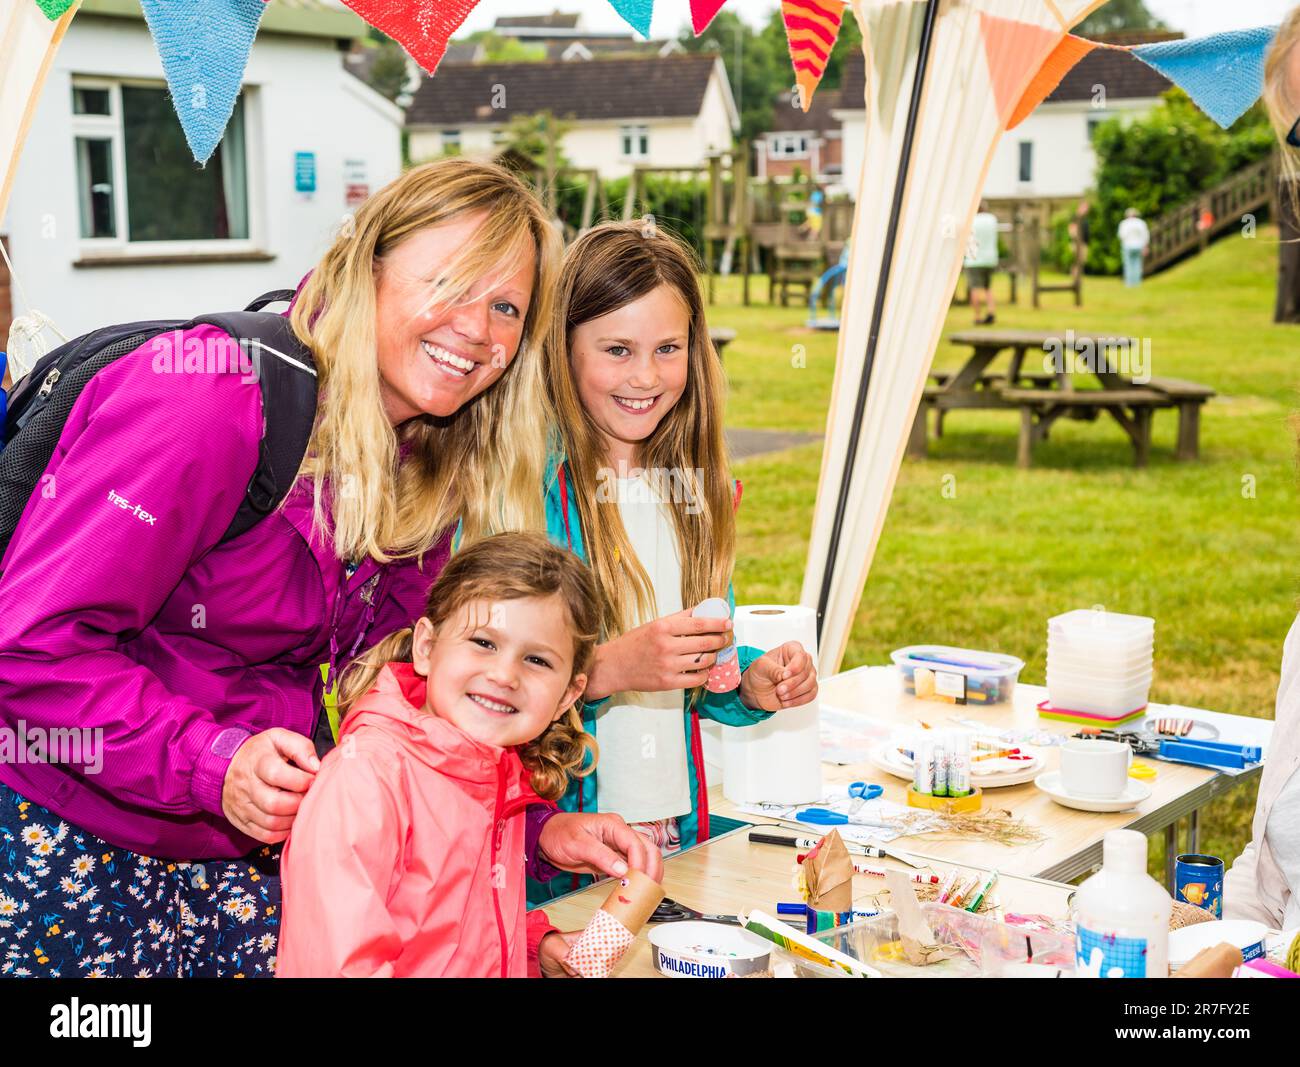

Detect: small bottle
[913,737,934,794]
[932,732,950,797]
[948,730,972,798]
[1074,829,1172,978]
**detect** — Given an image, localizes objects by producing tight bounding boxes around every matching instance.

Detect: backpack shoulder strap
[194,311,318,544]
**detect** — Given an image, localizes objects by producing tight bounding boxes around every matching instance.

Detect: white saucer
[1034,771,1151,812]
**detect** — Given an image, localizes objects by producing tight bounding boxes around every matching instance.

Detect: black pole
[815,0,942,645]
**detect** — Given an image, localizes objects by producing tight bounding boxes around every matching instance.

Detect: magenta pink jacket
[0,325,449,859]
[276,663,559,978]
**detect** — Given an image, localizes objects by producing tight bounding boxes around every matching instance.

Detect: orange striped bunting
[782,0,844,110]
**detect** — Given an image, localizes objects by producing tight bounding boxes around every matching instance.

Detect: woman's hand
[738,641,818,712]
[538,931,582,978]
[538,811,664,884]
[584,609,733,700]
[221,728,321,844]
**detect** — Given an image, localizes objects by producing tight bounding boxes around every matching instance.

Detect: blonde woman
[1224,11,1300,931]
[531,222,817,903]
[0,159,659,978]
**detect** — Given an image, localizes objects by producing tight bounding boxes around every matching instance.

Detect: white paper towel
[720,605,823,806]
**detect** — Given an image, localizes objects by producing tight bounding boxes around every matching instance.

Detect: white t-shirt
[1267,765,1300,930]
[593,474,692,823]
[1118,216,1150,251]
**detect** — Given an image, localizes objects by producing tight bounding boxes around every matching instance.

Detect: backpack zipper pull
[37,368,61,398]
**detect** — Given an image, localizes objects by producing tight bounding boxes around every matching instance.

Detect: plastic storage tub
[891,646,1024,705]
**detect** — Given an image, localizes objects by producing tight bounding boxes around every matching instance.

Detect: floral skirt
[0,784,280,978]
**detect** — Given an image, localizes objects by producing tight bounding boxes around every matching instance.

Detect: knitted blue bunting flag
[139,0,267,164]
[607,0,654,39]
[1130,26,1279,128]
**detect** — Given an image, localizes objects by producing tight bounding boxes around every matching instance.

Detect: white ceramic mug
[1059,738,1131,798]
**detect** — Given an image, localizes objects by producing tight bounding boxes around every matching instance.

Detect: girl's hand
[221,728,320,843]
[538,931,582,978]
[738,641,818,712]
[538,811,665,884]
[584,609,733,700]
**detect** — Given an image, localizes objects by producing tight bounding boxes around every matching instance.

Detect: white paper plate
[648,921,771,978]
[1034,771,1151,812]
[1169,920,1269,969]
[870,742,1044,788]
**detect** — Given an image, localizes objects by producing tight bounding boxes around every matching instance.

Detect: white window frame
[442,128,462,152]
[621,124,649,160]
[769,133,810,159]
[1017,139,1034,184]
[70,76,263,258]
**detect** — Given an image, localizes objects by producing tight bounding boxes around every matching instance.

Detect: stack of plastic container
[1042,610,1154,727]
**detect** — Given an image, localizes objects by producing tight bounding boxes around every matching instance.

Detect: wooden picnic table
[908,329,1215,468]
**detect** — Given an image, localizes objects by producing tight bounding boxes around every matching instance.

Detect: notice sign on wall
[344,158,369,208]
[295,152,316,195]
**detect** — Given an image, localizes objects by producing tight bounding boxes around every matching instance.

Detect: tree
[1076,0,1168,35]
[679,11,785,147]
[367,38,411,103]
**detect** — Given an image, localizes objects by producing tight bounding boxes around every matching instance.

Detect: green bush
[1080,90,1275,275]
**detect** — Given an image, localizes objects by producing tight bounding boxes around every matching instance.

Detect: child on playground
[531,220,818,903]
[277,531,598,977]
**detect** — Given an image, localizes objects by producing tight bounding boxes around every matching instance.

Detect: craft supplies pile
[641,828,1299,980]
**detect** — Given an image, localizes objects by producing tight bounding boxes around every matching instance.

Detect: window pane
[73,87,111,115]
[75,138,116,238]
[1018,141,1033,182]
[121,86,249,241]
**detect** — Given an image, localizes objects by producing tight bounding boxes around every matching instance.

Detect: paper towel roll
[720,605,823,806]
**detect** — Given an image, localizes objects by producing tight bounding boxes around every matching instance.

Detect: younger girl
[532,221,818,903]
[277,531,597,977]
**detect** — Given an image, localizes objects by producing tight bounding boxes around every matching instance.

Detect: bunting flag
[3,0,79,220]
[33,0,77,17]
[138,0,266,164]
[607,0,654,38]
[783,0,845,111]
[1007,24,1279,130]
[690,0,729,35]
[1127,27,1278,129]
[341,0,481,75]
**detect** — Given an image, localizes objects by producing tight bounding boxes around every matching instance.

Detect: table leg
[908,402,930,458]
[1189,808,1200,855]
[1165,823,1179,892]
[1175,402,1201,462]
[1018,407,1034,469]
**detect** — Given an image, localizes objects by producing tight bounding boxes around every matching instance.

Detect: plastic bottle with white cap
[1073,828,1172,977]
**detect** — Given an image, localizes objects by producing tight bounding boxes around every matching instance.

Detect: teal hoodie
[527,454,769,904]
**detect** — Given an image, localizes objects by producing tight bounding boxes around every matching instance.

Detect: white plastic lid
[1102,829,1148,874]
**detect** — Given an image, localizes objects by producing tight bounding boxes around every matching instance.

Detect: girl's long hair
[543,221,736,659]
[289,157,562,564]
[1264,10,1300,212]
[337,531,599,801]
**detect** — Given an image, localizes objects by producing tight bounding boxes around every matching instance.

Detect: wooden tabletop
[712,666,1256,884]
[947,328,1129,348]
[542,823,1076,979]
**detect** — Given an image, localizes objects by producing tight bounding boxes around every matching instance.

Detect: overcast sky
[457,1,1297,39]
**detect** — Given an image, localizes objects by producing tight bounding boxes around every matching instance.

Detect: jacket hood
[342,662,541,804]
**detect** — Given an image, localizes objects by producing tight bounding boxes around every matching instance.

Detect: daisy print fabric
[0,785,281,977]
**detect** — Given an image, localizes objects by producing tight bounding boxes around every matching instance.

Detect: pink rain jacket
[277,662,559,977]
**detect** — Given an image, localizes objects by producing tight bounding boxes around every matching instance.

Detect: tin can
[1175,853,1223,918]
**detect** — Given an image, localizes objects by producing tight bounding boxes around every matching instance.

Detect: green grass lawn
[711,228,1300,872]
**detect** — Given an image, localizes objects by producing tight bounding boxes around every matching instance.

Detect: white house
[406,53,739,181]
[1,0,402,339]
[833,35,1174,203]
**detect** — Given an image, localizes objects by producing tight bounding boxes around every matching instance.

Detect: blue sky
[457,1,1294,38]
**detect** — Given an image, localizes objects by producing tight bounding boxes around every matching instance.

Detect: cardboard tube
[1172,943,1243,979]
[599,869,665,934]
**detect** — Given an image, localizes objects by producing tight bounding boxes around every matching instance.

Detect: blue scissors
[795,782,884,825]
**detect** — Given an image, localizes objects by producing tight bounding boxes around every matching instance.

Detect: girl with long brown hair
[531,220,818,903]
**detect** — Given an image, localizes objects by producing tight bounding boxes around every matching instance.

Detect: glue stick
[948,730,972,798]
[913,737,934,794]
[932,732,950,797]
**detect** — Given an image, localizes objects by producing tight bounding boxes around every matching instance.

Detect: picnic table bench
[909,330,1216,467]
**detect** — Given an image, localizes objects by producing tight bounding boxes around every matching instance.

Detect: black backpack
[0,289,318,567]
